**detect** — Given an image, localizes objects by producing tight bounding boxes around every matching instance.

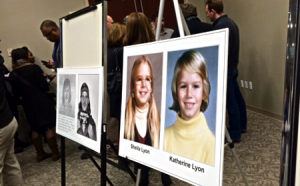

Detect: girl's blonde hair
[170,50,211,112]
[107,23,126,47]
[124,56,160,148]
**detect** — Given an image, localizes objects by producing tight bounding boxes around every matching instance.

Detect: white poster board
[61,4,102,68]
[56,68,103,153]
[119,29,229,186]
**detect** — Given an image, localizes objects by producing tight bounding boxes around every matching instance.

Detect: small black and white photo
[58,74,76,118]
[77,75,99,141]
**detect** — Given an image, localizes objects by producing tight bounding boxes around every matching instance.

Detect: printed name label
[131,144,150,154]
[169,156,205,173]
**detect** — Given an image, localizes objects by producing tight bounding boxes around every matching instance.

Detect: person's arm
[42,60,55,69]
[33,65,50,92]
[9,72,21,98]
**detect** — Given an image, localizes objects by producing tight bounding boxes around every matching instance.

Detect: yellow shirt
[164,112,215,166]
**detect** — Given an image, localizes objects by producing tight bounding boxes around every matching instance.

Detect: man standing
[107,15,114,32]
[77,83,97,141]
[205,0,247,142]
[40,20,62,69]
[171,3,213,38]
[151,11,174,40]
[0,52,23,186]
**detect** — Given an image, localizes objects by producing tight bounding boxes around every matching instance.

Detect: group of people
[0,0,247,185]
[0,19,62,186]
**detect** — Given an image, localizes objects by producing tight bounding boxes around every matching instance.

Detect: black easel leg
[106,140,136,181]
[84,151,114,186]
[101,124,107,186]
[61,136,66,186]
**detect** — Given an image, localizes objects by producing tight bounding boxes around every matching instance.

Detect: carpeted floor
[15,110,282,186]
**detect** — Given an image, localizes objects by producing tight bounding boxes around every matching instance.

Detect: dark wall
[89,0,184,29]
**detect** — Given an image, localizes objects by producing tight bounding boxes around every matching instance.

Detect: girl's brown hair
[124,12,155,46]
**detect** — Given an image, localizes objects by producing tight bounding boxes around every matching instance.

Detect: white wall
[0,0,86,140]
[224,0,289,116]
[0,0,85,73]
[188,0,207,22]
[187,0,289,116]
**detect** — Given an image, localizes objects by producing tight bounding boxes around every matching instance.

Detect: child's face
[81,91,89,111]
[64,85,70,104]
[177,68,204,120]
[132,62,152,110]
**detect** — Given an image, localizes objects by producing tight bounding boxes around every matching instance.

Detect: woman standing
[9,48,60,162]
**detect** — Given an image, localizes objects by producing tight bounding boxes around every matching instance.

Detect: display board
[61,4,102,68]
[56,68,103,153]
[119,29,229,186]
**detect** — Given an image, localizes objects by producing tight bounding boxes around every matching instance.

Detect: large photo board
[119,29,229,186]
[56,68,103,153]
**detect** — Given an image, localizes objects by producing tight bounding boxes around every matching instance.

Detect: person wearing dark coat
[205,0,247,142]
[0,52,23,185]
[171,3,213,38]
[2,63,30,154]
[9,48,60,162]
[107,23,125,121]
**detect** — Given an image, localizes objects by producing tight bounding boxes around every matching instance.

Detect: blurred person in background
[171,3,213,38]
[151,11,174,40]
[0,49,23,185]
[9,48,60,162]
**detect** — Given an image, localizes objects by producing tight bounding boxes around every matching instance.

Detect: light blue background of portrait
[165,46,219,135]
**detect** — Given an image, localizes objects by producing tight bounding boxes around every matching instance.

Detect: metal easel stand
[80,135,136,186]
[224,128,249,186]
[106,140,136,181]
[61,136,66,186]
[135,169,142,186]
[155,0,190,41]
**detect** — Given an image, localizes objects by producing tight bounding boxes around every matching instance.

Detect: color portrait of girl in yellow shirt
[164,50,215,166]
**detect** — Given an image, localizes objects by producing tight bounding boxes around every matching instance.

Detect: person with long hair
[9,48,60,162]
[164,50,215,166]
[124,55,160,148]
[107,23,126,121]
[124,12,155,46]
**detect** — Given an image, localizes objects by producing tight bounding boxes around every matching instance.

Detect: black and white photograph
[56,68,103,153]
[77,75,99,141]
[58,74,76,118]
[77,81,97,141]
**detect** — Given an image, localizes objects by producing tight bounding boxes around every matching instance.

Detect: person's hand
[43,60,55,69]
[48,74,56,80]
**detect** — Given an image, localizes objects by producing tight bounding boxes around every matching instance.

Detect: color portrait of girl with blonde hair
[124,55,160,149]
[164,50,215,166]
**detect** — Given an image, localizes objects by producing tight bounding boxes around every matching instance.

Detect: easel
[59,1,136,186]
[224,129,249,186]
[154,1,249,186]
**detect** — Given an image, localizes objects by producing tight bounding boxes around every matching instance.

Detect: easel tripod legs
[225,129,249,186]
